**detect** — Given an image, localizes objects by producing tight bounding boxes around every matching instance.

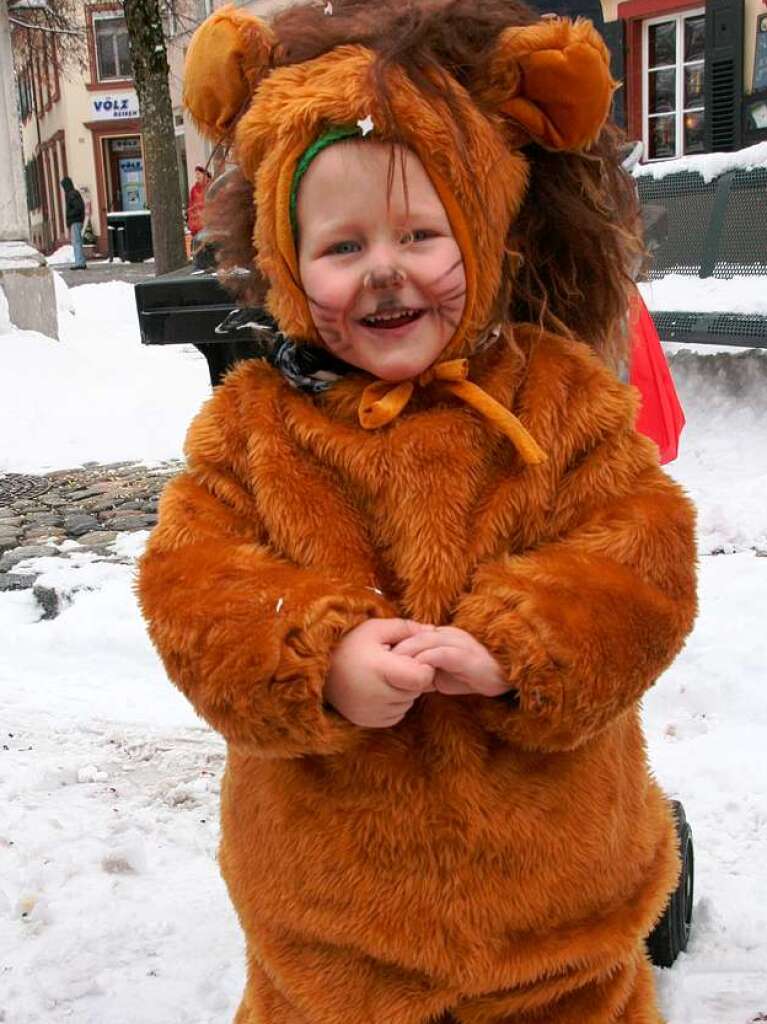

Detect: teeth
[366,309,417,323]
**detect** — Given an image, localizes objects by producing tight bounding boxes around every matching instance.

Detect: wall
[1,1,28,240]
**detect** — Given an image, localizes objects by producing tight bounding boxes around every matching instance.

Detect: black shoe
[72,264,87,270]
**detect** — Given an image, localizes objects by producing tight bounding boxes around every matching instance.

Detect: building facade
[15,3,149,254]
[541,0,767,160]
[13,0,289,255]
[14,0,766,258]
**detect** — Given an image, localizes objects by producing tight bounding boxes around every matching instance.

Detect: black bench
[135,262,255,385]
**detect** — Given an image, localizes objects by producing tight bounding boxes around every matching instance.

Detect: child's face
[297,142,466,382]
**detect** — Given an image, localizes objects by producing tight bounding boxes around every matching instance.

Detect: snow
[1,277,766,1023]
[639,275,767,316]
[46,244,75,266]
[634,141,767,183]
[664,348,767,555]
[644,552,767,1023]
[0,240,45,270]
[0,276,209,473]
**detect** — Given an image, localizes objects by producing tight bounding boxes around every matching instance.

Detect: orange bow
[358,359,546,465]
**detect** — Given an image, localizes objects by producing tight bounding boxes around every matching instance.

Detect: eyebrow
[308,208,448,235]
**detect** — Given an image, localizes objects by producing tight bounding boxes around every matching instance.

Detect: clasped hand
[324,618,509,729]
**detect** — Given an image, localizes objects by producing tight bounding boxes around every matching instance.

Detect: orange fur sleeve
[453,429,697,753]
[137,387,394,758]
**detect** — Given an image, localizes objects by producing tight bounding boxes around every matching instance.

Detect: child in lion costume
[138,2,697,1020]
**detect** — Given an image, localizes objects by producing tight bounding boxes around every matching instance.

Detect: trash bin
[107,210,153,263]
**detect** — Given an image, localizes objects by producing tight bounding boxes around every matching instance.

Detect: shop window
[643,9,705,160]
[95,16,132,81]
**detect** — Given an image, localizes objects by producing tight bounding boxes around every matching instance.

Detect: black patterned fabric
[214,308,504,393]
[215,308,349,393]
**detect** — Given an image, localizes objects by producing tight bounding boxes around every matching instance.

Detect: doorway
[101,135,146,212]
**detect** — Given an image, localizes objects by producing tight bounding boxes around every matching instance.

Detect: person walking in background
[187,165,211,249]
[60,177,87,270]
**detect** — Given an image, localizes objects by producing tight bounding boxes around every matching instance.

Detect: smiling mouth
[359,308,425,330]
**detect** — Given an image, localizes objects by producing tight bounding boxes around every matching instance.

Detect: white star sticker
[357,115,374,136]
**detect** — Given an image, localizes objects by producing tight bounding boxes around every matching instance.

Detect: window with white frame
[643,9,705,160]
[94,15,132,81]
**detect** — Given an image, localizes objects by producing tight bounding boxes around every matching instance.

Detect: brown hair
[203,167,265,306]
[207,0,641,368]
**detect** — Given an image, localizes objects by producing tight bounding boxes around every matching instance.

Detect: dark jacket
[61,177,85,227]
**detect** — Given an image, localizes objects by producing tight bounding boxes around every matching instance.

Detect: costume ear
[183,6,276,139]
[474,18,616,151]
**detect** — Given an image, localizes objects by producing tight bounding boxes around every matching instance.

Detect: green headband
[289,124,368,237]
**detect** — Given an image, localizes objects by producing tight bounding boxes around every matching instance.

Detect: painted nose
[363,264,405,290]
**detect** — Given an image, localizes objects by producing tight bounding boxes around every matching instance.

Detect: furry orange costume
[138,3,697,1021]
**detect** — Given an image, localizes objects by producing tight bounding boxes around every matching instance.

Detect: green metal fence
[636,166,767,346]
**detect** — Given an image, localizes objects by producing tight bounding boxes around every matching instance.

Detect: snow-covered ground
[1,277,765,1023]
[0,274,209,473]
[46,245,131,267]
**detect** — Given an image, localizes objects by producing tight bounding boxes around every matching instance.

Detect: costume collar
[216,308,545,464]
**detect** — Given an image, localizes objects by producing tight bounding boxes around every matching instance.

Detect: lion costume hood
[184,5,614,354]
[182,5,618,461]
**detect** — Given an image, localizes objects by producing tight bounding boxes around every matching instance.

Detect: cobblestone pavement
[0,461,179,594]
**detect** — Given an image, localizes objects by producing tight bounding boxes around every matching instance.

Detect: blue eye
[401,229,434,245]
[329,241,360,255]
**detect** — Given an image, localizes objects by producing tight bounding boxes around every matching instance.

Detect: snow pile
[53,269,76,319]
[639,275,767,316]
[46,244,75,266]
[666,349,767,554]
[644,552,767,1023]
[634,141,767,183]
[0,277,209,473]
[0,538,244,1023]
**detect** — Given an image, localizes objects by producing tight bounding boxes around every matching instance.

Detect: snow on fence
[634,144,767,348]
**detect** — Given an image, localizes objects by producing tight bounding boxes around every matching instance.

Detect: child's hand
[325,618,436,728]
[392,626,509,698]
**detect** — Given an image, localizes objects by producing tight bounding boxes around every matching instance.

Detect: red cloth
[629,290,685,465]
[187,181,207,236]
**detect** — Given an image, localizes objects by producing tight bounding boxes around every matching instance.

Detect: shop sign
[90,91,140,121]
[110,138,140,152]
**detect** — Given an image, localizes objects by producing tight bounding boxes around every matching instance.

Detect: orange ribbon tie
[358,359,546,465]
